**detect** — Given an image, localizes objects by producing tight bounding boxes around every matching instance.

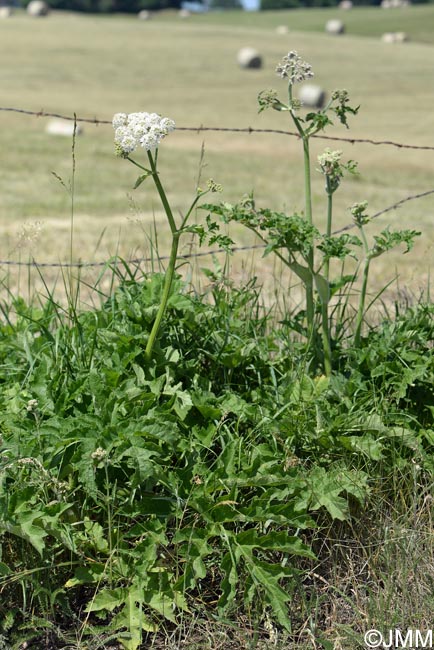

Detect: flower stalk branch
[113,112,227,362]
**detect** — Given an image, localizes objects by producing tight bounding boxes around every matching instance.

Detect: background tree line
[19,0,433,24]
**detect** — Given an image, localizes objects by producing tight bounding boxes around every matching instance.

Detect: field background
[0,5,433,302]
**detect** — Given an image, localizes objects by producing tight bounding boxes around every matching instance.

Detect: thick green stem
[320,300,332,376]
[354,226,371,347]
[128,151,180,361]
[288,80,317,364]
[145,232,180,362]
[140,153,208,361]
[289,102,315,342]
[320,187,334,375]
[324,184,333,283]
[301,137,313,226]
[354,258,370,348]
[301,135,316,351]
[147,151,177,234]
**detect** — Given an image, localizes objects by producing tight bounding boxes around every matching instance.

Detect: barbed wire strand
[332,188,434,234]
[2,106,434,151]
[0,245,267,269]
[0,189,432,269]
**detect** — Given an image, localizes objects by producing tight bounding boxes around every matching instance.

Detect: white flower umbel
[113,112,175,155]
[112,113,128,129]
[275,51,314,84]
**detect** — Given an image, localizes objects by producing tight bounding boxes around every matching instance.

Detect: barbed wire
[332,188,434,234]
[2,106,434,151]
[1,106,432,269]
[0,244,266,269]
[0,189,432,269]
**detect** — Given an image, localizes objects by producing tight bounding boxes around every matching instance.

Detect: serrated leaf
[84,518,109,554]
[0,562,11,576]
[144,591,176,623]
[239,501,315,528]
[173,526,215,585]
[330,274,357,296]
[218,551,238,612]
[167,292,193,312]
[302,467,368,520]
[313,374,330,396]
[85,588,127,613]
[121,446,159,486]
[133,172,151,189]
[422,429,434,445]
[249,561,292,632]
[112,589,157,650]
[235,530,315,559]
[2,511,47,555]
[132,363,146,386]
[65,563,106,588]
[338,434,384,461]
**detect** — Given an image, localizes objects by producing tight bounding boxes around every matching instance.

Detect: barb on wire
[2,106,434,151]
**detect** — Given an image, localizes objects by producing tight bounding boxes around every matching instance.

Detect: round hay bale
[45,120,83,137]
[178,8,191,17]
[237,47,262,70]
[381,31,408,43]
[325,19,345,34]
[0,6,13,17]
[275,25,289,35]
[27,0,50,16]
[298,84,326,109]
[137,9,151,19]
[381,32,396,42]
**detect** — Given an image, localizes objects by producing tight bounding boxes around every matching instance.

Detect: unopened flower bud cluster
[275,51,314,84]
[207,179,223,193]
[113,112,175,155]
[26,398,39,413]
[91,447,108,462]
[351,201,370,226]
[332,89,350,105]
[317,149,343,177]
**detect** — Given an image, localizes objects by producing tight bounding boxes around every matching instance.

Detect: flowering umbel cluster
[317,149,343,177]
[275,51,314,84]
[318,149,358,194]
[113,112,175,155]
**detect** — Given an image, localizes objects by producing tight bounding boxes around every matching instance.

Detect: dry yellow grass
[0,11,433,303]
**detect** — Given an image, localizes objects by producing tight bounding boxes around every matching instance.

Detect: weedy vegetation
[0,42,433,650]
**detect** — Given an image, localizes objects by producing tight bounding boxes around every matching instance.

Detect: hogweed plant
[113,111,230,362]
[203,51,420,375]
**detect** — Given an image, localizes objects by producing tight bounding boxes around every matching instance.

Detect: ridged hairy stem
[354,226,371,348]
[145,231,180,362]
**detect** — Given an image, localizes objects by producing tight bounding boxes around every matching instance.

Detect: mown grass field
[185,3,434,42]
[0,6,433,300]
